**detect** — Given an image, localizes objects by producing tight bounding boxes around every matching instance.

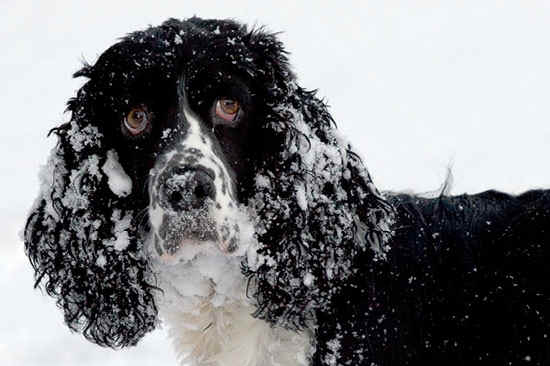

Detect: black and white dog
[24,17,549,365]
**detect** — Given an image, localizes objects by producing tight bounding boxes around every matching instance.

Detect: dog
[24,17,549,365]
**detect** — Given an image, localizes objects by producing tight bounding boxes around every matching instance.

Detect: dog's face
[24,17,394,349]
[93,24,262,260]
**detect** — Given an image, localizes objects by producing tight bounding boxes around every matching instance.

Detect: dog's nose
[160,167,215,210]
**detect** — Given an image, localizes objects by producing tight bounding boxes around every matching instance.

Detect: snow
[68,121,102,152]
[254,174,271,189]
[102,149,133,197]
[303,273,315,287]
[96,254,107,267]
[323,334,342,366]
[107,209,133,251]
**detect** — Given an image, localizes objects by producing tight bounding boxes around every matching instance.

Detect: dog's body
[24,18,549,365]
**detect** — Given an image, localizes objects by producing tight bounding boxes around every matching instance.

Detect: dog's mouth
[149,199,242,264]
[155,205,217,253]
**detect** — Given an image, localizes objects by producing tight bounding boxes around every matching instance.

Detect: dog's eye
[124,106,151,135]
[214,98,241,123]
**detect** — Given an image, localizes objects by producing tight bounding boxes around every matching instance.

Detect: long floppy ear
[243,32,395,329]
[23,74,158,348]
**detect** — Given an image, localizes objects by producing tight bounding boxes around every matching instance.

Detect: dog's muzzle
[149,153,239,262]
[148,82,242,263]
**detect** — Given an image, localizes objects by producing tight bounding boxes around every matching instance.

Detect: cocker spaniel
[24,17,549,366]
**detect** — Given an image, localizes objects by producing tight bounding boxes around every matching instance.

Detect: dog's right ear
[23,64,158,348]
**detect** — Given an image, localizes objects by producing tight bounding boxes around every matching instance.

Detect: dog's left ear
[23,72,158,348]
[241,31,395,329]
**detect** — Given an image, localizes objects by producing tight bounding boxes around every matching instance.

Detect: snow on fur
[102,149,132,197]
[24,109,157,347]
[24,17,396,364]
[243,81,395,328]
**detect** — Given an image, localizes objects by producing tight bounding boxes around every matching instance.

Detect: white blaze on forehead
[181,106,243,253]
[180,105,236,206]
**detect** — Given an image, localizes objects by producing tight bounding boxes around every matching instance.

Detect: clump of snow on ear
[106,209,133,251]
[303,272,315,287]
[102,149,132,197]
[254,174,272,190]
[295,183,308,211]
[95,253,107,268]
[67,120,102,152]
[61,155,102,211]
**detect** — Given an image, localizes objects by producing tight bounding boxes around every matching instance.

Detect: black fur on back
[313,190,550,365]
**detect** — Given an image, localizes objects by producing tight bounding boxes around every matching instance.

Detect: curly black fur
[24,17,549,365]
[24,80,160,347]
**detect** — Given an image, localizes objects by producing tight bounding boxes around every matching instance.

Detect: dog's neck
[153,247,313,366]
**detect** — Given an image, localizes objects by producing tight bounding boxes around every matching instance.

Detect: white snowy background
[1,1,549,365]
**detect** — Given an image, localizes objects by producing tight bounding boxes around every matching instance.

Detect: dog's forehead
[91,19,258,85]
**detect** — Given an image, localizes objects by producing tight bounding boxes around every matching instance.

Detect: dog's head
[24,17,394,347]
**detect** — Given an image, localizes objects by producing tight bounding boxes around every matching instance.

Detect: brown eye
[215,98,241,122]
[124,106,151,135]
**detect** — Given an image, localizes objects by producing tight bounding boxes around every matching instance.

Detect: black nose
[160,167,215,210]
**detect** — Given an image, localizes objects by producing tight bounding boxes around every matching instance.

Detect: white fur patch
[152,249,313,366]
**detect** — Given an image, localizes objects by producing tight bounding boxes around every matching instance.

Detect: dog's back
[313,190,549,365]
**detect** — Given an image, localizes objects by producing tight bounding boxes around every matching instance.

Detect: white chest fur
[153,248,313,366]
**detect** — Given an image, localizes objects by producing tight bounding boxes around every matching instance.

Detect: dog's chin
[147,203,259,312]
[148,202,257,266]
